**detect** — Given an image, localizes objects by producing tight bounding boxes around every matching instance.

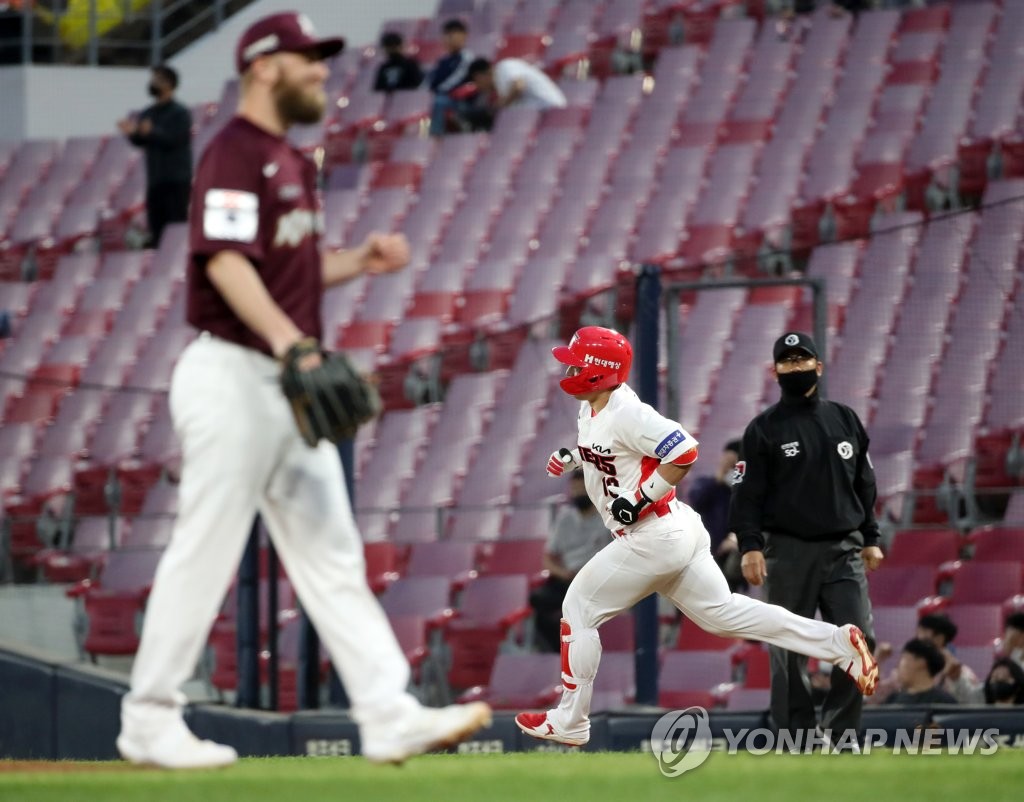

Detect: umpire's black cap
[773,331,819,362]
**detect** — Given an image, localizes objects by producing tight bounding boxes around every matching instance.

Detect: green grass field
[1,751,1023,802]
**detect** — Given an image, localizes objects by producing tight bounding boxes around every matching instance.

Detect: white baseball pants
[549,502,852,736]
[122,334,418,737]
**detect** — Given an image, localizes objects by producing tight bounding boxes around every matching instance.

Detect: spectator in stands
[427,18,473,136]
[118,64,192,248]
[530,470,609,653]
[1000,612,1024,670]
[465,57,568,112]
[687,439,745,591]
[871,613,984,705]
[373,31,424,93]
[983,658,1024,706]
[884,639,957,706]
[917,613,985,704]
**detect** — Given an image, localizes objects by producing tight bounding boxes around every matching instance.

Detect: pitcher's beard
[275,82,325,126]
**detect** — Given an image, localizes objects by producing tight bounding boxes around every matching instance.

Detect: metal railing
[0,0,255,67]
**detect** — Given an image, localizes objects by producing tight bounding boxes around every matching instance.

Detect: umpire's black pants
[763,531,875,742]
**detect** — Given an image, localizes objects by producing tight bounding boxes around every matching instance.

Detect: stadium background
[1,0,1024,764]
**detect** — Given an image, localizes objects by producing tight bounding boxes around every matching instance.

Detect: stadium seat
[405,541,479,593]
[969,527,1024,564]
[600,613,635,653]
[886,528,962,567]
[658,651,734,707]
[462,652,561,710]
[867,565,938,606]
[72,549,163,656]
[870,606,921,651]
[446,575,531,688]
[477,539,547,586]
[732,643,771,689]
[949,562,1023,605]
[364,541,402,594]
[945,604,1004,647]
[34,516,125,584]
[379,577,454,629]
[674,617,741,652]
[590,651,636,712]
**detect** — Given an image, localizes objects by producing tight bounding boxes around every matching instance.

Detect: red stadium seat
[949,562,1023,605]
[447,575,531,689]
[867,565,938,606]
[968,527,1024,564]
[364,541,401,594]
[461,652,560,710]
[886,528,962,567]
[675,617,741,652]
[73,549,163,656]
[658,651,734,707]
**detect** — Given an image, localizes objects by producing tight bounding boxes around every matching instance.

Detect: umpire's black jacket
[729,392,881,554]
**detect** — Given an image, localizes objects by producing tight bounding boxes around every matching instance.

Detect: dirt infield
[0,760,130,773]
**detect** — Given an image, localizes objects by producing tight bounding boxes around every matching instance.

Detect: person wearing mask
[118,64,193,247]
[373,31,424,93]
[529,470,609,653]
[983,657,1024,706]
[730,331,884,746]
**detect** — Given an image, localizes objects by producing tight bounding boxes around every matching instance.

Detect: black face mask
[148,83,162,98]
[571,495,591,512]
[777,369,818,400]
[989,680,1018,701]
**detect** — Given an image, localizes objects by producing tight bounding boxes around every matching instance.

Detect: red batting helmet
[552,326,632,395]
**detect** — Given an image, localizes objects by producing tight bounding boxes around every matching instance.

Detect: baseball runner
[515,327,878,747]
[117,12,490,769]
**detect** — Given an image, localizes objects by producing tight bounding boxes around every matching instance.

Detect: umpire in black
[729,332,884,746]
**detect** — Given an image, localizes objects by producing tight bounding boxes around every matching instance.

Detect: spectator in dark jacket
[688,439,745,590]
[374,31,424,93]
[118,64,192,247]
[884,639,958,706]
[428,18,473,135]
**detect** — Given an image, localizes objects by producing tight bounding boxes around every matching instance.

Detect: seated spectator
[688,439,744,591]
[918,613,985,704]
[374,31,424,93]
[466,57,567,111]
[983,657,1024,706]
[884,639,958,706]
[1000,612,1024,670]
[529,471,609,653]
[427,18,474,135]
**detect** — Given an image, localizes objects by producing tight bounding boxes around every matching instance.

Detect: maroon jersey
[187,115,323,354]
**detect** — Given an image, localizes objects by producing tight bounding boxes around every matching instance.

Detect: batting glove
[606,485,650,527]
[546,447,581,477]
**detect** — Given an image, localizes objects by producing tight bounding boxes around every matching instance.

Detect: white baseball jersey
[575,384,699,532]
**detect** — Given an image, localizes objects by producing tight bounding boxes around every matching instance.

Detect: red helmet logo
[552,326,632,395]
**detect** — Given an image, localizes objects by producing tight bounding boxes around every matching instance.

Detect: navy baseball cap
[773,332,819,362]
[236,12,345,74]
